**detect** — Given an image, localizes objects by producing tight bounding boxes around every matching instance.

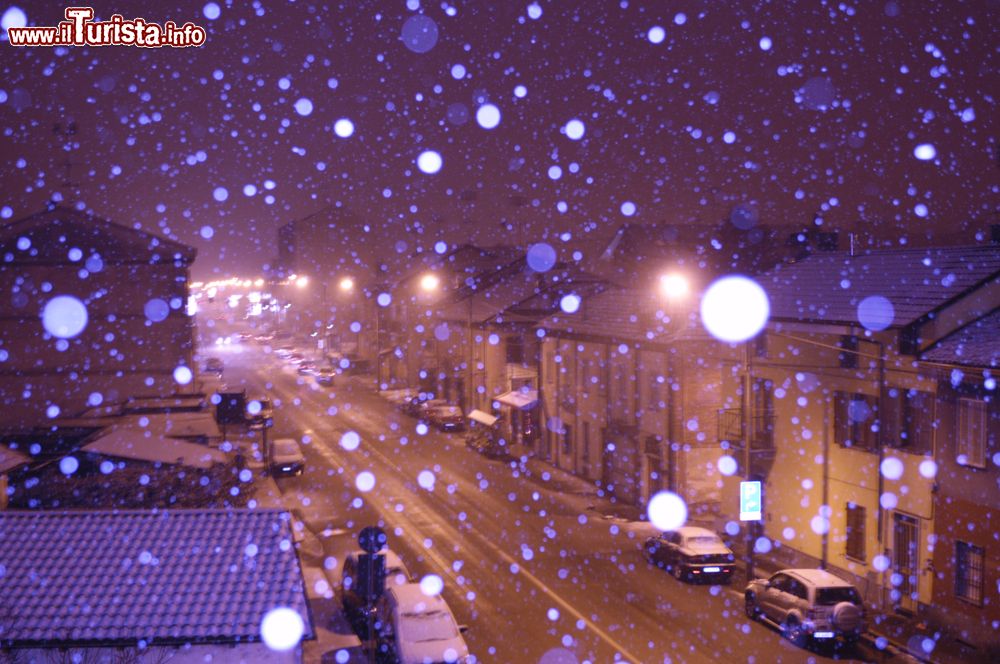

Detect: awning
[467,409,499,427]
[495,389,538,410]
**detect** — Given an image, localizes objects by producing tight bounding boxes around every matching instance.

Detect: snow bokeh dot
[880,457,904,480]
[417,150,443,174]
[173,365,193,385]
[339,430,361,451]
[647,491,687,531]
[647,26,665,44]
[476,103,501,129]
[913,143,936,161]
[59,456,79,475]
[260,607,305,652]
[293,98,313,116]
[417,470,435,489]
[356,471,376,492]
[559,294,581,314]
[419,573,444,596]
[202,3,220,20]
[42,296,89,338]
[717,455,737,476]
[334,118,354,138]
[700,276,770,343]
[1,6,27,32]
[857,295,895,331]
[564,119,585,140]
[401,14,439,53]
[526,243,557,272]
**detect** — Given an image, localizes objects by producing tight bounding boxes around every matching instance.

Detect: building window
[506,335,525,364]
[845,503,866,561]
[834,391,878,451]
[957,398,987,468]
[955,541,984,605]
[882,388,935,455]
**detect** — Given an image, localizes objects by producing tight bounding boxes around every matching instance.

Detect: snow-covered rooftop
[0,509,312,646]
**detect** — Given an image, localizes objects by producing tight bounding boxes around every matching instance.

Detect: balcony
[718,408,775,450]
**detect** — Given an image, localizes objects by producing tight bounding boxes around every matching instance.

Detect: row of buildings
[276,213,1000,654]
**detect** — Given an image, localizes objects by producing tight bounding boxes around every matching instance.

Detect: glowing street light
[339,277,355,292]
[295,276,309,288]
[659,273,689,299]
[419,273,440,293]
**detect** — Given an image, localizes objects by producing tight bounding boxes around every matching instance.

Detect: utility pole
[742,340,755,582]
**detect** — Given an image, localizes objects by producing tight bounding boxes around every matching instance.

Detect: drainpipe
[876,339,886,546]
[666,351,676,493]
[875,337,888,611]
[822,399,830,570]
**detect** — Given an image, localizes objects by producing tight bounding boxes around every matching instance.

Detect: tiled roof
[922,309,1000,368]
[438,264,606,325]
[761,245,1000,327]
[538,286,706,345]
[0,509,312,646]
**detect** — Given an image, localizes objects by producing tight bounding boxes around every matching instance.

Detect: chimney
[991,224,1000,245]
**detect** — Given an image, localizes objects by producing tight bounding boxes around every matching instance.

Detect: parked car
[287,352,306,365]
[745,568,867,646]
[269,437,304,476]
[375,583,470,664]
[403,394,434,418]
[314,368,336,386]
[247,396,273,430]
[644,526,735,583]
[297,360,317,375]
[426,403,465,432]
[203,357,224,376]
[341,548,413,637]
[274,346,294,359]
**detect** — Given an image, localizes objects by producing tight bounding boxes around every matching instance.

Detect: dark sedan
[645,526,735,583]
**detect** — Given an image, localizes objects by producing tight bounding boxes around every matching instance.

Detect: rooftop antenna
[52,120,80,200]
[849,232,855,257]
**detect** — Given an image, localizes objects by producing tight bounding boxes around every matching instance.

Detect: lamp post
[657,272,690,494]
[418,273,440,394]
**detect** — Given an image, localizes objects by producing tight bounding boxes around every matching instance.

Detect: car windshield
[816,587,862,605]
[399,610,459,643]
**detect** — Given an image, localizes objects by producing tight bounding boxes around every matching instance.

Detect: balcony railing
[718,408,775,450]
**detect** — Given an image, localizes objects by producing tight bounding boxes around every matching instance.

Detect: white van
[376,583,470,664]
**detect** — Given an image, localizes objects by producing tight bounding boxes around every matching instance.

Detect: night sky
[1,1,997,280]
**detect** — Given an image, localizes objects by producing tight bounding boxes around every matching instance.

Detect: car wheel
[744,593,759,620]
[783,616,805,647]
[672,563,684,580]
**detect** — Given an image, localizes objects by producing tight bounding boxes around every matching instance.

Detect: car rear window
[274,440,298,456]
[817,587,861,605]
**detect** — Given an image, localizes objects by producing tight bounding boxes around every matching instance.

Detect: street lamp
[419,273,440,293]
[339,276,355,292]
[658,272,689,299]
[295,275,309,288]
